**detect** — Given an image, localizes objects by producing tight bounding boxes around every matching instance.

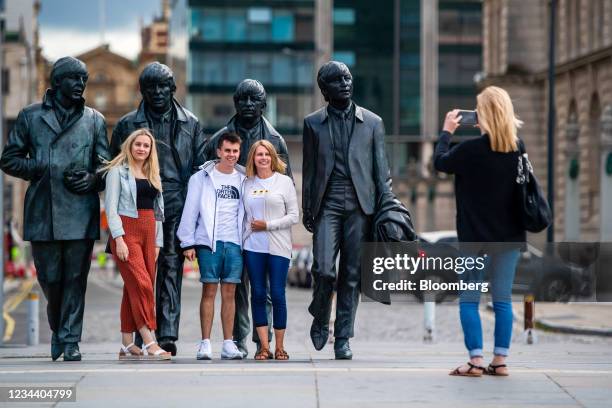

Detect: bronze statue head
[233,79,267,128]
[317,61,353,108]
[50,56,88,104]
[139,62,176,114]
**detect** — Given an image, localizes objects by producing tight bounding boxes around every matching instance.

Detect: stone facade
[479,0,612,243]
[138,0,170,68]
[2,0,39,235]
[75,45,140,138]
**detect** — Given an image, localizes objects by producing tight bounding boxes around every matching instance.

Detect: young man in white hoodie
[177,132,246,360]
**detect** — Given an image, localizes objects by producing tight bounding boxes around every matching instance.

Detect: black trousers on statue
[31,239,94,344]
[155,217,185,341]
[308,182,370,339]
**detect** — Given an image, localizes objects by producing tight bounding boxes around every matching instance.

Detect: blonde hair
[101,128,162,192]
[245,140,287,178]
[476,86,523,153]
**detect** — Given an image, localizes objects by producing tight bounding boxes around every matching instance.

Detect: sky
[38,0,162,62]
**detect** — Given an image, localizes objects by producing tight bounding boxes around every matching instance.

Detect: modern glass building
[169,0,481,143]
[169,0,316,136]
[438,0,482,136]
[333,0,421,136]
[332,0,481,137]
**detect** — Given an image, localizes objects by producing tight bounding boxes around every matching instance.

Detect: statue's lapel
[41,109,62,136]
[348,105,364,156]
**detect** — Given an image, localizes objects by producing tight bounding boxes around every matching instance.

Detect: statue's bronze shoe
[310,319,329,351]
[51,342,64,361]
[159,340,177,356]
[63,343,81,361]
[334,338,353,360]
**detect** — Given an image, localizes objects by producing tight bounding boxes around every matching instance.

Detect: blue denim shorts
[196,241,243,284]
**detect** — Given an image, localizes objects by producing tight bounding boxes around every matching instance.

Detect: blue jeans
[196,241,243,284]
[243,250,290,330]
[459,249,520,358]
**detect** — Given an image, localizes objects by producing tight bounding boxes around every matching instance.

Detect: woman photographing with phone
[434,86,527,377]
[103,128,170,360]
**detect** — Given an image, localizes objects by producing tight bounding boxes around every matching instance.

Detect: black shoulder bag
[516,140,552,233]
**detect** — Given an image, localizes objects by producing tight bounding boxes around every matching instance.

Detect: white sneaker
[221,340,243,360]
[196,339,212,360]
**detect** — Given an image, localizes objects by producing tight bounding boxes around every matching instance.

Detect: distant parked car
[288,247,312,288]
[416,231,594,302]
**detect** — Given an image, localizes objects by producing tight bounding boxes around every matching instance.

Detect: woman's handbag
[516,140,552,233]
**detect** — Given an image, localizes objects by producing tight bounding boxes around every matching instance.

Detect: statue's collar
[321,102,364,123]
[228,115,280,137]
[42,89,85,110]
[135,98,187,123]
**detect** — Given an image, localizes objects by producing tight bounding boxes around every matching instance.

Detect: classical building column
[600,105,612,241]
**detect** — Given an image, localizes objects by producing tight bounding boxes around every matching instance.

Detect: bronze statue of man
[0,56,111,361]
[110,62,206,355]
[302,61,392,359]
[204,79,292,357]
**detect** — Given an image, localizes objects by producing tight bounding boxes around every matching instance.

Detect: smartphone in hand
[458,110,478,126]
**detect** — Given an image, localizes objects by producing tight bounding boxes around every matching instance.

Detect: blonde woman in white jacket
[243,140,299,360]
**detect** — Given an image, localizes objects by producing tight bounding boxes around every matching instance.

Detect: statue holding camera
[302,61,392,359]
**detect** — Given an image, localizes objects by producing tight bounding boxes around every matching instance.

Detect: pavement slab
[2,273,612,406]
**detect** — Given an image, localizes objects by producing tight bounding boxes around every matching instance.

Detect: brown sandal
[486,364,509,376]
[254,348,272,360]
[275,349,289,360]
[118,342,143,360]
[449,362,486,377]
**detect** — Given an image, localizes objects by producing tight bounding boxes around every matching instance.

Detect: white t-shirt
[211,167,242,245]
[244,174,276,253]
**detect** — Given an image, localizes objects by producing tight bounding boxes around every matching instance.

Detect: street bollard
[523,294,537,344]
[27,291,39,346]
[423,301,436,342]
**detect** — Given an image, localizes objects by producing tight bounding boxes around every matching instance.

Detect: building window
[296,56,313,86]
[202,9,223,41]
[333,8,355,25]
[226,54,247,83]
[332,51,356,67]
[95,92,107,110]
[439,53,481,86]
[272,54,293,84]
[272,11,294,42]
[248,54,271,83]
[93,72,107,82]
[190,51,313,87]
[203,57,223,83]
[225,10,247,41]
[248,7,272,24]
[191,7,299,43]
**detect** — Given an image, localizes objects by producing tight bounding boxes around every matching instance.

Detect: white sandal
[118,342,143,361]
[142,341,172,360]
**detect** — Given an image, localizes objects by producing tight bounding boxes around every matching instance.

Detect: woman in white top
[243,140,299,360]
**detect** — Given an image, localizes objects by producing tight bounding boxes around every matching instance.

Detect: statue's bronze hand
[64,169,96,193]
[303,212,314,233]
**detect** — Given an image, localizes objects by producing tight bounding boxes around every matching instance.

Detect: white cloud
[40,27,141,62]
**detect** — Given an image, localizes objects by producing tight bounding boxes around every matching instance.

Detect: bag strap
[517,138,526,155]
[516,138,529,185]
